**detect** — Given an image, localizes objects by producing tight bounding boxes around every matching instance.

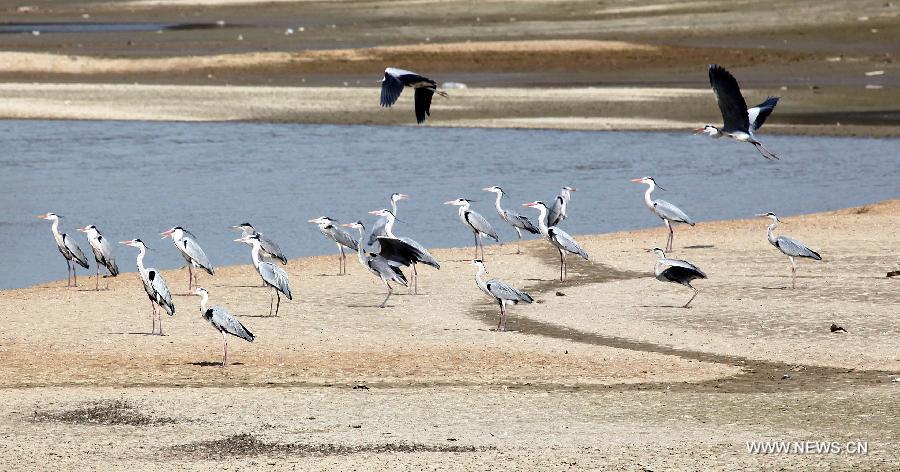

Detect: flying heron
[380,68,448,124]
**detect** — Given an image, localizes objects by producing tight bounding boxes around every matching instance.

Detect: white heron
[650,247,707,308]
[343,221,408,308]
[192,287,255,367]
[380,68,448,124]
[444,198,499,260]
[471,259,533,331]
[368,208,440,294]
[483,186,540,254]
[161,226,214,291]
[308,216,359,275]
[119,239,174,335]
[631,176,695,252]
[77,225,119,290]
[547,186,577,227]
[522,201,589,281]
[230,223,287,265]
[696,64,780,160]
[37,212,89,287]
[757,212,822,288]
[366,192,409,249]
[235,234,293,316]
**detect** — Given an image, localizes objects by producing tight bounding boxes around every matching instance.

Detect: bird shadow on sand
[239,314,279,318]
[74,288,111,292]
[346,303,395,308]
[636,304,688,309]
[315,274,347,277]
[682,245,715,250]
[477,327,520,333]
[187,361,243,367]
[106,332,165,336]
[761,286,791,290]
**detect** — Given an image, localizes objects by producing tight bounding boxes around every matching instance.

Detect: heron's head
[630,176,665,190]
[562,186,577,192]
[649,247,666,258]
[234,234,260,245]
[307,216,334,225]
[119,238,147,249]
[444,198,470,206]
[482,186,504,195]
[160,226,184,240]
[36,212,60,221]
[341,221,365,231]
[77,225,98,235]
[230,222,254,232]
[391,193,410,203]
[522,200,546,210]
[694,124,719,136]
[756,212,781,223]
[368,209,394,218]
[192,287,208,297]
[470,259,485,266]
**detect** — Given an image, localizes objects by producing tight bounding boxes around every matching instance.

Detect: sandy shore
[2,201,898,469]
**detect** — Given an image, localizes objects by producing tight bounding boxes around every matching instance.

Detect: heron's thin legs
[497,300,505,331]
[473,233,479,260]
[789,256,796,289]
[410,263,419,294]
[683,287,699,308]
[65,260,71,287]
[338,244,345,275]
[268,290,274,316]
[665,220,674,252]
[275,291,281,317]
[187,265,193,291]
[157,310,164,336]
[380,281,393,308]
[150,301,157,334]
[515,228,523,254]
[222,332,228,367]
[95,262,100,291]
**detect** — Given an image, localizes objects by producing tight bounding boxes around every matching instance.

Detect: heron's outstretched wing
[486,279,533,304]
[95,234,119,275]
[63,234,89,268]
[548,227,588,260]
[180,237,214,274]
[775,236,821,260]
[208,306,255,342]
[653,199,695,226]
[258,233,287,265]
[414,88,435,124]
[259,262,293,299]
[464,210,499,242]
[398,236,440,269]
[376,237,439,269]
[709,64,750,132]
[149,270,175,316]
[380,70,405,108]
[748,96,779,134]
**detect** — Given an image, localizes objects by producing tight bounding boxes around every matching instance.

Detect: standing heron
[308,216,359,275]
[757,212,822,288]
[37,212,89,287]
[547,186,577,227]
[235,234,292,316]
[380,68,448,124]
[230,223,287,265]
[523,201,589,281]
[119,239,174,335]
[444,198,499,260]
[343,221,409,308]
[631,176,695,252]
[483,186,539,254]
[650,247,707,308]
[367,193,409,249]
[471,259,533,331]
[192,287,255,367]
[696,64,780,160]
[368,209,440,294]
[161,226,214,291]
[77,225,119,290]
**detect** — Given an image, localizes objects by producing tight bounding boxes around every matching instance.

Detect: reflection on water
[1,120,897,289]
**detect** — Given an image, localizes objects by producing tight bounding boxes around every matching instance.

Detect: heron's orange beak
[36,213,49,219]
[341,223,354,228]
[160,229,174,238]
[398,194,410,200]
[522,202,536,207]
[77,226,89,232]
[368,210,381,215]
[630,178,644,183]
[118,240,134,245]
[693,127,705,134]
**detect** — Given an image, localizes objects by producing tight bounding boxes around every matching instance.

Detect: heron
[77,225,119,290]
[367,192,409,249]
[119,239,174,335]
[308,216,359,275]
[37,212,89,287]
[368,209,440,294]
[380,68,448,124]
[696,64,780,160]
[343,221,409,308]
[192,287,255,367]
[230,223,287,265]
[483,186,540,254]
[235,234,293,316]
[650,247,707,308]
[631,176,695,252]
[444,198,499,260]
[522,201,589,281]
[757,212,822,288]
[161,226,214,291]
[471,259,533,331]
[547,186,577,227]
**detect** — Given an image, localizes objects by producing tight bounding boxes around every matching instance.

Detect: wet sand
[1,201,898,469]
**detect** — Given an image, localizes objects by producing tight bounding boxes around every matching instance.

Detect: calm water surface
[1,120,897,289]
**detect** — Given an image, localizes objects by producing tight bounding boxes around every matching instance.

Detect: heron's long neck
[536,206,550,235]
[561,189,571,202]
[384,214,396,238]
[136,246,147,272]
[250,243,262,266]
[474,265,488,291]
[766,220,779,244]
[391,200,399,217]
[353,228,366,257]
[492,193,504,215]
[50,218,61,237]
[458,202,470,218]
[198,292,208,312]
[643,183,655,209]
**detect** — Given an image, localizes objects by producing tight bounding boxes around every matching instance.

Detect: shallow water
[1,120,897,289]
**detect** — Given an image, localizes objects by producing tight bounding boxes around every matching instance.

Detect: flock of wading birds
[33,64,823,366]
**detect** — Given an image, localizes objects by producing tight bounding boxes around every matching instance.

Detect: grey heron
[757,212,822,288]
[193,287,255,367]
[308,216,359,275]
[77,225,119,290]
[161,226,214,291]
[235,234,293,316]
[230,223,287,265]
[547,186,577,227]
[523,201,589,281]
[696,64,780,160]
[119,239,174,335]
[471,259,533,331]
[37,212,89,287]
[343,221,409,308]
[380,68,448,124]
[444,198,499,260]
[483,186,540,254]
[367,192,409,249]
[631,176,695,252]
[650,247,707,308]
[368,208,440,293]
